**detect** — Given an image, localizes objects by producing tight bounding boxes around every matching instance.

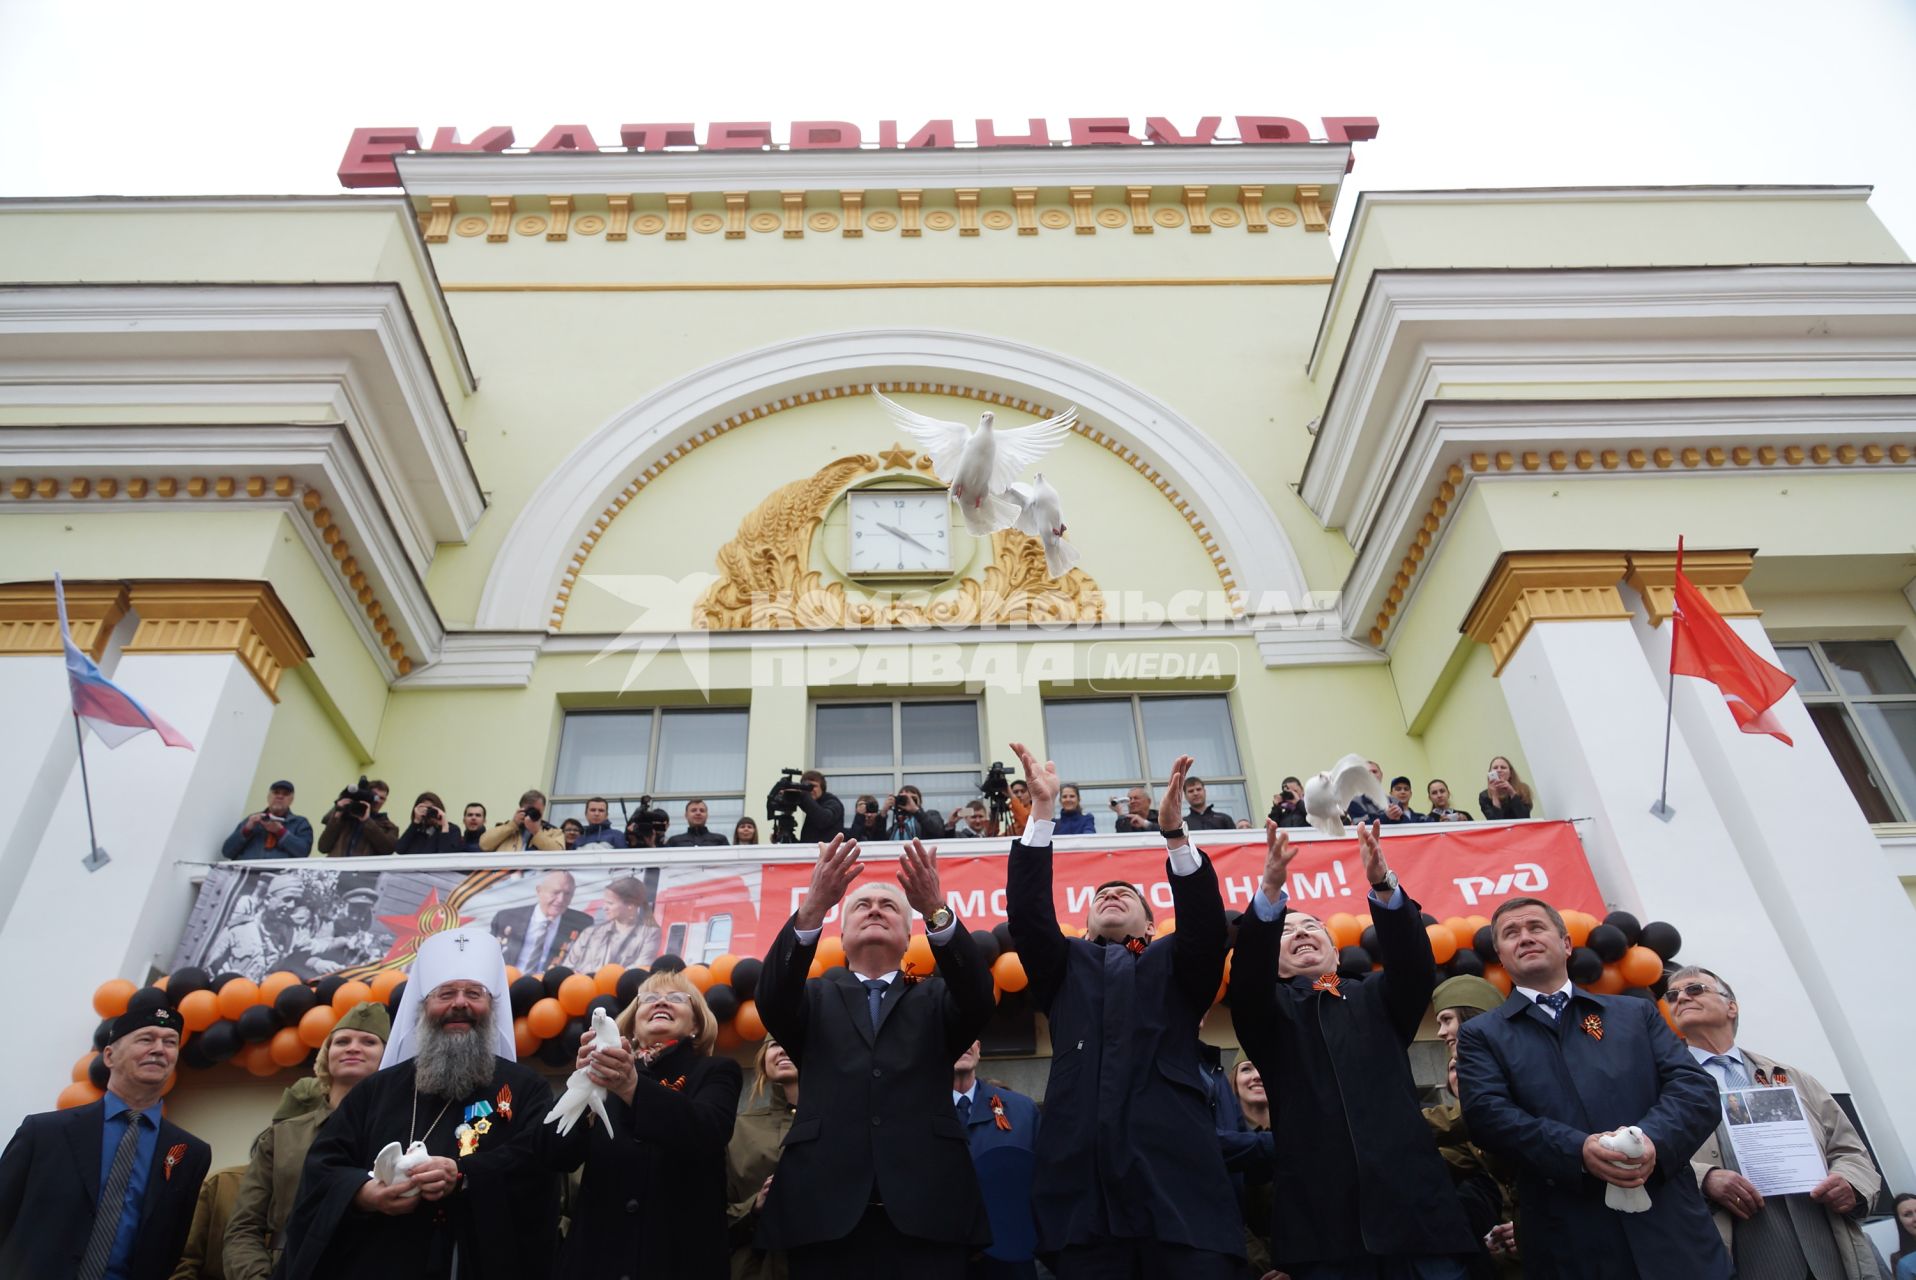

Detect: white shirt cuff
[927,919,958,945]
[1370,885,1405,910]
[1022,817,1055,847]
[793,925,823,945]
[1166,841,1201,877]
[1251,888,1288,922]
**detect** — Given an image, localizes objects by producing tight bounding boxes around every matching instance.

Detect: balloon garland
[67,907,1689,1103]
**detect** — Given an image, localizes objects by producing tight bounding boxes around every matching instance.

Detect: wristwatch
[1370,869,1399,895]
[924,906,955,932]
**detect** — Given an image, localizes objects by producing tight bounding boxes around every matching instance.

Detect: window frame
[808,695,989,810]
[1040,693,1251,831]
[548,706,751,830]
[1773,639,1916,823]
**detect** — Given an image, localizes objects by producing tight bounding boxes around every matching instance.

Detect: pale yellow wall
[246,665,367,803]
[1416,641,1536,816]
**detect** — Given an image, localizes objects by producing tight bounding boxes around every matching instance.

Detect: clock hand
[876,520,935,553]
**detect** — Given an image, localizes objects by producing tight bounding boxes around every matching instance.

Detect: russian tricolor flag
[56,574,194,750]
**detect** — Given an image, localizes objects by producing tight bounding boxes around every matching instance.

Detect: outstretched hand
[895,838,944,919]
[1262,822,1296,901]
[1009,742,1060,819]
[795,833,864,931]
[1157,755,1196,834]
[1356,821,1388,885]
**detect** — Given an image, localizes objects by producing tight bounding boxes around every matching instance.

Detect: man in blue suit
[1456,897,1730,1280]
[953,1039,1041,1280]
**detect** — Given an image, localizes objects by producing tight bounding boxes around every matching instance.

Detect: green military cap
[1432,974,1504,1016]
[332,1000,392,1040]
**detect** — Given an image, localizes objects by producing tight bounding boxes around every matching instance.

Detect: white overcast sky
[3,0,1913,252]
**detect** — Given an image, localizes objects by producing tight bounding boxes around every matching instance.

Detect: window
[813,699,986,823]
[1773,641,1916,823]
[551,708,750,838]
[1042,695,1248,833]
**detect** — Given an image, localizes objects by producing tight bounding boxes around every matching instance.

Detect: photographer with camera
[1269,777,1310,830]
[222,779,314,860]
[884,783,944,842]
[395,790,464,854]
[316,777,399,857]
[665,798,729,847]
[846,793,888,842]
[623,799,671,849]
[765,769,843,845]
[480,787,567,853]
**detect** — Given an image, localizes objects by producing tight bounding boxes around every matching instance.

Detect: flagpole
[71,712,111,870]
[1651,535,1684,822]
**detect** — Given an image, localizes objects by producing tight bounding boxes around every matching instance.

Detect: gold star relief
[879,442,916,469]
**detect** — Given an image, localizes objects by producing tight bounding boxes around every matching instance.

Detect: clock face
[848,489,953,575]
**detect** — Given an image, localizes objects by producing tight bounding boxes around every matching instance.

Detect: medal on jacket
[455,1123,479,1157]
[164,1143,186,1181]
[1581,1013,1604,1041]
[495,1084,513,1120]
[989,1093,1012,1131]
[1312,974,1344,999]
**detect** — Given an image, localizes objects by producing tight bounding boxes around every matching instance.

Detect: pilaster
[1461,552,1633,673]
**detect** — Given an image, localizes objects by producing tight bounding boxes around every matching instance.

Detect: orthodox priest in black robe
[279,926,558,1280]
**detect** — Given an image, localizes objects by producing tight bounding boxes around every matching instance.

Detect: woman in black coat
[541,971,743,1279]
[1477,755,1534,820]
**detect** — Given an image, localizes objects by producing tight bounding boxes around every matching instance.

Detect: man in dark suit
[1228,820,1479,1278]
[953,1039,1042,1280]
[489,869,594,971]
[0,1005,212,1280]
[757,833,994,1280]
[1005,743,1245,1279]
[1456,897,1731,1280]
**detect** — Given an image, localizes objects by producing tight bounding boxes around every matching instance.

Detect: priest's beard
[413,1006,497,1100]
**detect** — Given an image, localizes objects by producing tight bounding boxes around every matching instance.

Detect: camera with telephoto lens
[339,776,380,820]
[522,804,543,824]
[623,795,670,847]
[978,761,1012,822]
[764,767,807,843]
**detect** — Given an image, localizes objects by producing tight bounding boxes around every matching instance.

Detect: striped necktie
[78,1111,144,1280]
[1707,1053,1753,1089]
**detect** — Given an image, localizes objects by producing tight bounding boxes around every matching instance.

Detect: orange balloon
[526,997,567,1039]
[1465,914,1491,935]
[92,979,137,1019]
[513,1016,541,1059]
[992,952,1028,994]
[1325,913,1361,949]
[1425,924,1459,965]
[269,1026,309,1067]
[1442,917,1475,952]
[1483,963,1513,995]
[816,937,846,970]
[58,1081,104,1110]
[1590,963,1628,995]
[1619,945,1663,988]
[159,1071,178,1097]
[1156,917,1177,938]
[242,1042,279,1077]
[297,1003,339,1048]
[558,973,598,1017]
[683,964,714,993]
[1658,997,1680,1036]
[709,954,738,986]
[72,1052,98,1083]
[715,1022,744,1053]
[733,1000,766,1041]
[177,989,219,1033]
[594,964,625,997]
[1565,911,1595,948]
[259,971,300,1002]
[217,977,261,1021]
[807,957,825,979]
[504,965,522,984]
[1215,950,1231,1003]
[903,935,935,978]
[331,981,373,1017]
[1357,915,1374,934]
[369,969,405,1002]
[152,975,169,991]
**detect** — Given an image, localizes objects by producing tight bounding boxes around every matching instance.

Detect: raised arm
[758,833,867,1067]
[1355,824,1438,1043]
[1004,743,1070,1012]
[1157,754,1228,1013]
[897,839,995,1055]
[1226,822,1296,1073]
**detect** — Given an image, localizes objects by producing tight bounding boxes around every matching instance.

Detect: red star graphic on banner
[380,889,475,962]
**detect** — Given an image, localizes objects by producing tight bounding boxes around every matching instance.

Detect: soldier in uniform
[207,874,314,980]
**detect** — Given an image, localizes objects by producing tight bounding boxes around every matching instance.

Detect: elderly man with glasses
[1668,965,1883,1280]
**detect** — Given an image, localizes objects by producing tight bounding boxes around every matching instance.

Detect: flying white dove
[872,392,1077,536]
[544,1006,622,1137]
[369,1139,432,1197]
[1005,473,1079,579]
[1598,1126,1653,1212]
[1301,754,1388,837]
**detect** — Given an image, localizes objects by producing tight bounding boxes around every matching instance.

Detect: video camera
[765,767,807,844]
[978,761,1012,823]
[625,795,670,847]
[338,776,381,821]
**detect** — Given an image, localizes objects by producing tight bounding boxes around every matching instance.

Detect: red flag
[1670,568,1795,745]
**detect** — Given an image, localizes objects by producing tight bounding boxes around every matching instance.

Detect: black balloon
[179,1038,215,1071]
[198,1021,242,1063]
[1586,924,1628,963]
[509,975,546,1017]
[386,981,407,1013]
[991,922,1014,954]
[1603,911,1643,947]
[87,1053,110,1089]
[92,1018,115,1051]
[212,972,248,991]
[542,966,575,997]
[1359,926,1381,955]
[970,930,1001,966]
[274,983,317,1022]
[727,959,760,1001]
[615,968,649,1006]
[1639,921,1683,961]
[314,976,346,1007]
[1568,946,1604,985]
[126,986,171,1017]
[586,994,624,1021]
[236,1005,281,1043]
[540,1017,588,1066]
[1419,912,1438,927]
[651,954,688,975]
[1337,945,1373,979]
[167,966,212,1000]
[1448,949,1486,977]
[703,984,740,1022]
[1473,925,1499,963]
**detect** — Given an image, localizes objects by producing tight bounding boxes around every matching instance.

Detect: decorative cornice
[440,276,1333,293]
[1461,553,1633,673]
[1622,550,1759,626]
[0,581,129,661]
[121,580,311,699]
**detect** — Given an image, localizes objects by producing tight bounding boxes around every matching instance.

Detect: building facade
[2,141,1914,1180]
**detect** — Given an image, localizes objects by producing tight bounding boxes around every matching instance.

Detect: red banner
[755,820,1599,945]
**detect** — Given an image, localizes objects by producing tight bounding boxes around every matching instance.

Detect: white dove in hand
[1599,1127,1653,1213]
[873,392,1077,536]
[1302,754,1387,837]
[370,1139,432,1197]
[1005,473,1079,579]
[544,1006,622,1137]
